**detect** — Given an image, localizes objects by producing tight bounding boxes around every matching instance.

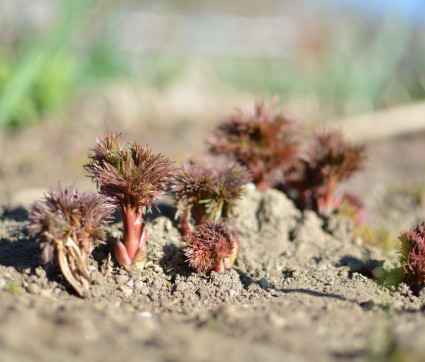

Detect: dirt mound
[0,187,424,362]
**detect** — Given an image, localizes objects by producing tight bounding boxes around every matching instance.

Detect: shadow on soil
[0,238,40,269]
[338,255,384,279]
[2,206,28,222]
[0,207,40,269]
[160,243,193,281]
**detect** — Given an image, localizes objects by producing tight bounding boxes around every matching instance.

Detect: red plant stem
[121,205,145,262]
[193,202,207,226]
[256,180,269,191]
[179,217,193,237]
[250,165,266,190]
[222,257,232,270]
[325,177,337,211]
[211,260,225,273]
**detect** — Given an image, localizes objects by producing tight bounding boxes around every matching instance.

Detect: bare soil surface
[1,101,425,361]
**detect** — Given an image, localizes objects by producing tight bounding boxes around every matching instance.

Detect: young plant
[208,98,302,190]
[85,132,174,268]
[28,185,113,297]
[399,221,425,290]
[287,129,366,215]
[184,221,240,274]
[335,193,367,226]
[172,157,251,234]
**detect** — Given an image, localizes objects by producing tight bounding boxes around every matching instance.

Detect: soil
[1,97,425,361]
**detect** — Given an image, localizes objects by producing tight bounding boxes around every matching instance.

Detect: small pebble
[115,275,130,284]
[269,289,281,297]
[35,267,46,278]
[247,284,260,293]
[175,283,186,292]
[119,286,133,297]
[392,300,404,310]
[126,279,134,288]
[40,290,53,298]
[198,288,210,299]
[140,311,152,318]
[141,287,150,295]
[270,314,287,328]
[219,305,237,317]
[259,277,270,289]
[134,281,144,289]
[27,283,40,294]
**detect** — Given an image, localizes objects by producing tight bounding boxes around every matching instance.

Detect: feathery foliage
[85,131,174,210]
[173,157,251,230]
[28,185,113,296]
[85,131,175,268]
[286,129,366,214]
[399,221,425,290]
[184,221,240,274]
[208,99,302,189]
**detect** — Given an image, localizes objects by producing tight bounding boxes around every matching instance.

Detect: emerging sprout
[85,132,174,268]
[399,221,425,290]
[287,129,365,215]
[184,221,240,274]
[28,185,113,297]
[335,193,367,226]
[172,157,251,233]
[208,98,302,190]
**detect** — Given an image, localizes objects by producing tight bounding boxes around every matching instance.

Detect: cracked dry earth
[1,186,425,362]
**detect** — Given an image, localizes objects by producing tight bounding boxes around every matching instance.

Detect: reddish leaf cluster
[173,157,251,232]
[85,131,175,267]
[26,101,368,286]
[85,132,174,210]
[208,99,366,221]
[306,129,365,185]
[29,185,113,263]
[184,221,240,274]
[399,221,425,289]
[28,185,113,296]
[286,129,366,215]
[208,100,302,190]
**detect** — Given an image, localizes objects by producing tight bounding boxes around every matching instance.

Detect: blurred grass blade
[0,0,92,128]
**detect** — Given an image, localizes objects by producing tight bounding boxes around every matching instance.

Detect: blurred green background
[0,0,424,128]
